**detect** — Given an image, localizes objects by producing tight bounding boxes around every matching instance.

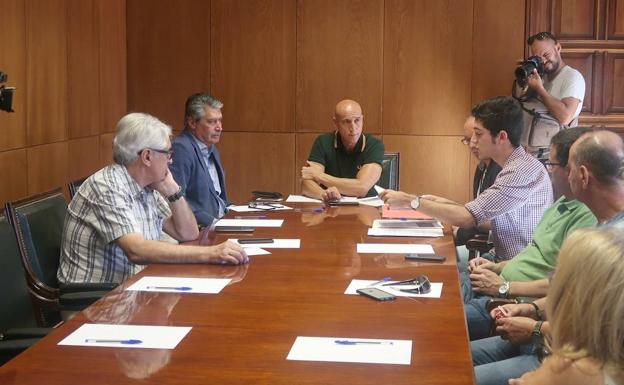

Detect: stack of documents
[381,206,434,220]
[367,219,443,238]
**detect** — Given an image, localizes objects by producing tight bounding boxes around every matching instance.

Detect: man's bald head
[334,99,362,120]
[333,100,364,151]
[571,130,624,185]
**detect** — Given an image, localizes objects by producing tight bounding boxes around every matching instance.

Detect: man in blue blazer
[170,93,229,227]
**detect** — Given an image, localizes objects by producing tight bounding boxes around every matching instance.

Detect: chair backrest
[0,212,39,332]
[68,176,87,199]
[6,189,68,294]
[378,152,400,190]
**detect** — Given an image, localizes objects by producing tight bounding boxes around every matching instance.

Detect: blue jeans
[472,336,540,385]
[460,269,495,340]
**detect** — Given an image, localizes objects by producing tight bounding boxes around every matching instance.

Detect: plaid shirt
[58,164,171,284]
[465,146,553,260]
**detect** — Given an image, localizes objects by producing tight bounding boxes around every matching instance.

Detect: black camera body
[515,56,545,87]
[0,71,16,113]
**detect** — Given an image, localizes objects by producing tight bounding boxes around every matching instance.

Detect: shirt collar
[190,132,214,156]
[334,131,366,153]
[118,164,147,199]
[503,146,527,167]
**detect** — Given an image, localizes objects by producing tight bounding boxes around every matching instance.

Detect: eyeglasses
[544,161,562,170]
[139,148,174,160]
[248,202,284,211]
[380,275,431,294]
[527,31,557,45]
[460,138,471,145]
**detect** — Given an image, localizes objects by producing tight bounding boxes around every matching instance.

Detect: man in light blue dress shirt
[170,93,229,226]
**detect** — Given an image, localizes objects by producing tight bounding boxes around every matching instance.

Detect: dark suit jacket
[170,130,228,226]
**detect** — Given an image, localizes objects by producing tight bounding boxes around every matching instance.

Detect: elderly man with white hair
[58,113,248,285]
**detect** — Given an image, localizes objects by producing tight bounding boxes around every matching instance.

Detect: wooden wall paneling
[553,0,599,39]
[604,52,624,113]
[296,0,383,133]
[127,0,210,129]
[607,0,624,39]
[99,0,126,134]
[218,133,295,203]
[0,149,28,206]
[0,0,27,151]
[68,136,101,181]
[383,135,472,203]
[526,0,552,48]
[68,0,100,139]
[211,0,295,132]
[27,142,69,195]
[383,0,473,136]
[99,133,115,167]
[472,0,526,105]
[562,51,595,112]
[294,133,320,193]
[26,0,68,146]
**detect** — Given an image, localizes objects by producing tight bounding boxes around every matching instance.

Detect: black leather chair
[379,152,400,190]
[0,212,51,366]
[68,176,87,199]
[5,189,116,325]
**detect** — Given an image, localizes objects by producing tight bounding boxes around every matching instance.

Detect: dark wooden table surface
[0,204,474,385]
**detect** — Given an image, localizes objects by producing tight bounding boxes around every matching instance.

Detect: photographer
[514,32,585,127]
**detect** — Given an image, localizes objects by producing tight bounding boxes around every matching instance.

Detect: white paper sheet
[344,279,443,298]
[374,185,385,195]
[367,228,443,238]
[286,195,323,203]
[287,336,412,365]
[126,276,231,294]
[215,219,284,227]
[228,205,292,212]
[356,243,434,254]
[372,219,443,229]
[229,238,301,249]
[58,324,192,349]
[244,247,271,256]
[357,197,385,207]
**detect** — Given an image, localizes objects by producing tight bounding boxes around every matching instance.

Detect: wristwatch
[167,187,184,203]
[498,281,510,299]
[410,196,421,210]
[532,320,544,337]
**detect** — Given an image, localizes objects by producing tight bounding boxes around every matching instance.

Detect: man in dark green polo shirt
[301,99,384,201]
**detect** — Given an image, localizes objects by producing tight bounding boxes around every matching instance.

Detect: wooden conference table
[0,204,475,385]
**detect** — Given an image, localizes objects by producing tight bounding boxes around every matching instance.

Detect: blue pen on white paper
[334,340,394,345]
[145,286,193,291]
[84,339,143,345]
[370,277,391,286]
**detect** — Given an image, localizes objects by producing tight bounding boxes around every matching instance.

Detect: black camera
[0,71,16,113]
[515,56,545,87]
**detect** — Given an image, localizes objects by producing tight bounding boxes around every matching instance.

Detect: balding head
[570,130,624,185]
[333,99,364,152]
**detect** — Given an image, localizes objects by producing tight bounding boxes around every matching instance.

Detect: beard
[544,59,561,75]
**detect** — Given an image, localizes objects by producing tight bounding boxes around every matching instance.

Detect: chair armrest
[3,328,52,340]
[485,298,519,314]
[58,283,117,310]
[466,238,493,253]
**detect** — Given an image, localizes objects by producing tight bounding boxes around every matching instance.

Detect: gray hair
[112,113,172,165]
[184,93,223,125]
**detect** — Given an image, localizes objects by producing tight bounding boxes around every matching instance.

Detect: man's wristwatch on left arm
[498,281,510,299]
[167,187,185,203]
[410,195,421,210]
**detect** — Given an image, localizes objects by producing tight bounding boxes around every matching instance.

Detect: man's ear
[497,130,509,143]
[138,148,150,164]
[579,165,590,189]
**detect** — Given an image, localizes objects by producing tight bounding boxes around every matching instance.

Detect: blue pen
[334,340,394,345]
[370,277,391,286]
[146,286,193,291]
[85,339,143,345]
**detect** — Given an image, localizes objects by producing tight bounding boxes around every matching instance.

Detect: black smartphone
[328,201,360,206]
[237,238,274,244]
[214,226,255,233]
[405,254,446,262]
[356,287,396,301]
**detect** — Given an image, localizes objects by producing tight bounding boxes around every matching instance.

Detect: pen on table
[235,216,267,219]
[295,207,324,213]
[334,340,394,345]
[84,339,143,345]
[145,286,193,291]
[370,277,391,286]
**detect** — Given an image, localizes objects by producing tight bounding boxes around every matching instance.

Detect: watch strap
[167,188,184,203]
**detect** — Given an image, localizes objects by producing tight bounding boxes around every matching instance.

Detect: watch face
[410,198,420,210]
[499,282,509,294]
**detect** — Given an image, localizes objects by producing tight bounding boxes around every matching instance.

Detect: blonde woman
[510,226,624,385]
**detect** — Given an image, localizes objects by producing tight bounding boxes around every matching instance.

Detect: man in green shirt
[301,99,385,200]
[463,127,597,340]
